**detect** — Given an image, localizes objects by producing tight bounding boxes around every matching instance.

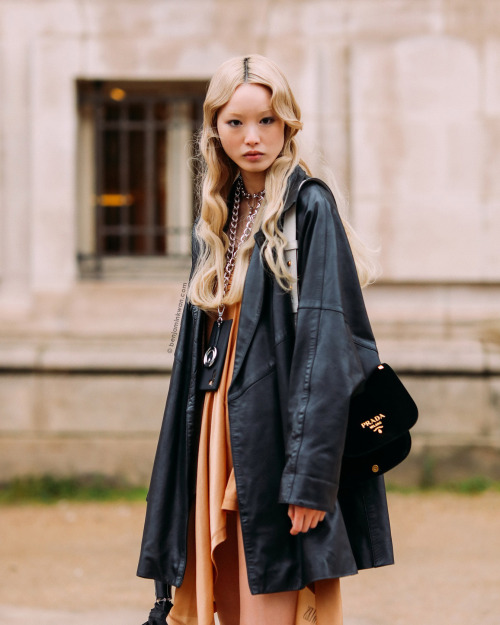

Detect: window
[77,80,206,277]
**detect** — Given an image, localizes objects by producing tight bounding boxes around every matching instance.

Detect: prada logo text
[361,413,386,434]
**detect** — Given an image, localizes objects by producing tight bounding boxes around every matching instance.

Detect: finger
[290,510,305,535]
[300,510,312,531]
[306,510,327,532]
[299,509,316,533]
[314,511,326,527]
[308,511,322,530]
[289,505,297,534]
[290,515,302,535]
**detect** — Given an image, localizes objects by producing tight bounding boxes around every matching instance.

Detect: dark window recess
[77,80,205,269]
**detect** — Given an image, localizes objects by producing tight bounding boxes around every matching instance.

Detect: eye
[261,117,275,125]
[227,119,242,127]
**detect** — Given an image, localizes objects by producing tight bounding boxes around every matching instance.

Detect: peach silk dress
[167,298,343,625]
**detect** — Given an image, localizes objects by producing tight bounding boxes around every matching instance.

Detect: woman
[138,54,394,625]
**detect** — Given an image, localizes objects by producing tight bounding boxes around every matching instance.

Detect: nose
[244,124,260,146]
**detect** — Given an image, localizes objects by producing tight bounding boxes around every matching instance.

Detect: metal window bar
[144,100,155,256]
[119,102,129,255]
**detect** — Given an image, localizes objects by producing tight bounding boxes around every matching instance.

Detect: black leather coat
[137,166,394,594]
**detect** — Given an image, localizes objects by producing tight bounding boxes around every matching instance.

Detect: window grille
[77,80,205,276]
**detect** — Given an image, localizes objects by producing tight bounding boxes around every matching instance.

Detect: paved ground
[1,492,499,625]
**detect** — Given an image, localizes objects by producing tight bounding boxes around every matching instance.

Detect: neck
[240,171,266,195]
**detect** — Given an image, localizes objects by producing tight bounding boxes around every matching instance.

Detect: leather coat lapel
[229,242,265,387]
[280,165,308,220]
[230,166,307,387]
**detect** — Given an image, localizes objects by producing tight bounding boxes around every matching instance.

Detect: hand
[288,504,326,535]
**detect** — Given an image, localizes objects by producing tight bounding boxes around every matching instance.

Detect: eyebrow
[222,109,274,117]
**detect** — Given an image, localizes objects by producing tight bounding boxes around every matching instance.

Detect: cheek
[216,125,232,154]
[216,121,224,144]
[272,125,286,153]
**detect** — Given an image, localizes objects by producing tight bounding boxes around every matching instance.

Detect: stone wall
[1,0,499,486]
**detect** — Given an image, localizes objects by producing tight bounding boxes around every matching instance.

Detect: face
[216,83,285,191]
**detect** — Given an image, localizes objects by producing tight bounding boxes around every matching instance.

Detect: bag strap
[284,177,332,315]
[283,203,298,313]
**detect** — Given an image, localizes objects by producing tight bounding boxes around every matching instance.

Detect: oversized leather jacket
[137,165,394,594]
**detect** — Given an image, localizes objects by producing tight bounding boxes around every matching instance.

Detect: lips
[243,151,264,159]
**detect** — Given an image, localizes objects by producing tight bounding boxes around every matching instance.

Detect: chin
[239,162,271,174]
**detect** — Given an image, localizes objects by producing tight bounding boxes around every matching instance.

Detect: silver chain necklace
[216,177,265,325]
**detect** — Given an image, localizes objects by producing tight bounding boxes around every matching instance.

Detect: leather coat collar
[253,165,308,249]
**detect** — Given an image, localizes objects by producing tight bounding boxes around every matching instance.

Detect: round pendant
[203,346,218,368]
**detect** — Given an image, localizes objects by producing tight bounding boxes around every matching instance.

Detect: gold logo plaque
[361,413,386,434]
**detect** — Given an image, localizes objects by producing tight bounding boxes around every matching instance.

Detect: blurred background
[1,0,499,488]
[1,1,500,623]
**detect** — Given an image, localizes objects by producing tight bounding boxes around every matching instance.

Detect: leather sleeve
[278,183,367,513]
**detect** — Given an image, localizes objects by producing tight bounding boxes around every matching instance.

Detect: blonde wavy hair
[188,54,376,312]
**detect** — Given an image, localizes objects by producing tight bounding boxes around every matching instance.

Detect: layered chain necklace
[217,177,265,325]
[200,177,265,391]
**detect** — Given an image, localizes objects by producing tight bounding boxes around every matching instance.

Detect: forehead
[219,83,273,115]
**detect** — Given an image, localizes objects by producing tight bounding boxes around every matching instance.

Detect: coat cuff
[278,472,338,514]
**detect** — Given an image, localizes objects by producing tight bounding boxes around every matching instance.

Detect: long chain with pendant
[216,177,265,325]
[202,177,265,373]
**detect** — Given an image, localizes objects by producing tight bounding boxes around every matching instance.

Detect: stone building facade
[1,0,499,486]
